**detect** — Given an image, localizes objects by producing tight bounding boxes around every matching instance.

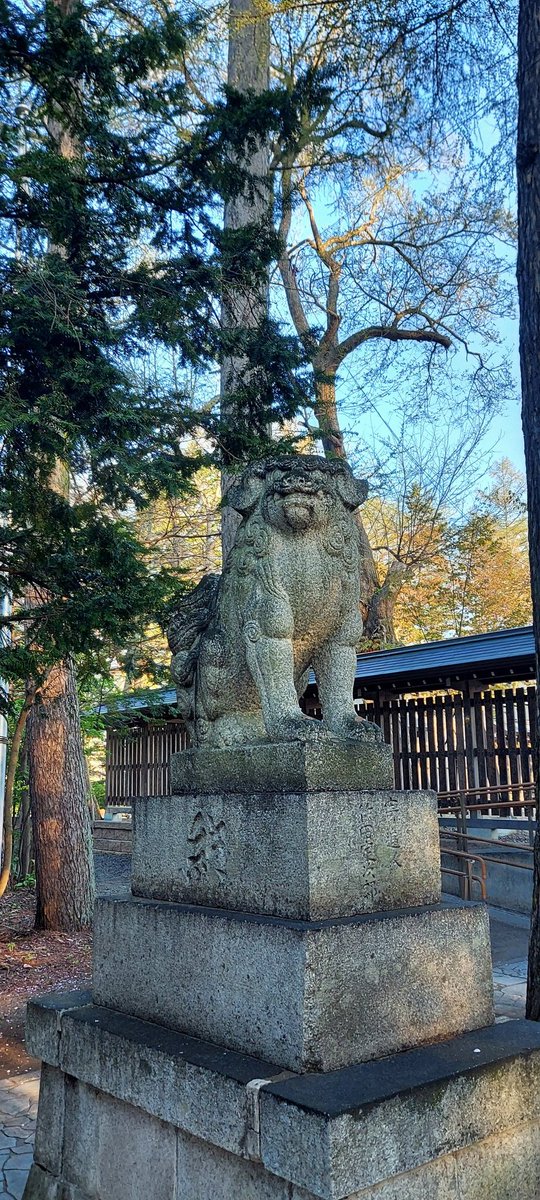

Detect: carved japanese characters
[168,455,382,747]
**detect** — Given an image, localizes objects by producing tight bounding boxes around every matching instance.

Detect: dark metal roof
[98,688,177,718]
[353,625,536,693]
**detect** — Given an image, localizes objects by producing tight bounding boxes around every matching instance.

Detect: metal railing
[439,785,535,902]
[439,782,536,821]
[441,845,488,901]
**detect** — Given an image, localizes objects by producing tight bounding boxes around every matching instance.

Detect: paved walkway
[0,902,532,1196]
[490,905,530,1021]
[0,1074,39,1198]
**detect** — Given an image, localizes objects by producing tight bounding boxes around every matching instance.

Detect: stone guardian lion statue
[168,455,382,747]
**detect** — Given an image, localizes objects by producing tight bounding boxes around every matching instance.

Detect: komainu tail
[167,575,220,719]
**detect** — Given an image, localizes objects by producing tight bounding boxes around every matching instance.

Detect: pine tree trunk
[517,0,540,1019]
[0,692,33,898]
[221,0,271,561]
[14,741,32,882]
[28,660,95,930]
[18,783,32,881]
[23,12,94,932]
[314,368,398,645]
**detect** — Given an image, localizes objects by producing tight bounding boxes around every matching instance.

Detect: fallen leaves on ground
[0,887,92,1075]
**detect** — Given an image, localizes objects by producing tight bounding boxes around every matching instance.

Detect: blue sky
[496,318,524,471]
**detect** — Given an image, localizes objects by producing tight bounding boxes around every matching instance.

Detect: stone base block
[170,739,394,797]
[93,896,493,1071]
[23,992,540,1200]
[131,788,441,919]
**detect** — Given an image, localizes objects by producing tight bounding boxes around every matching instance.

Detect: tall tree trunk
[23,0,95,931]
[17,764,33,882]
[221,0,271,561]
[314,362,398,644]
[28,661,94,930]
[314,365,346,459]
[363,562,406,646]
[25,486,95,929]
[518,0,540,1019]
[0,691,34,897]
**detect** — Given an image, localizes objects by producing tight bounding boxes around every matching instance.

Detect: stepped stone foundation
[23,742,540,1199]
[131,785,437,918]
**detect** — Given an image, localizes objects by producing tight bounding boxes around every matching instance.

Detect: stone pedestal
[169,740,394,797]
[24,992,540,1200]
[23,740,540,1199]
[131,787,440,917]
[93,894,493,1071]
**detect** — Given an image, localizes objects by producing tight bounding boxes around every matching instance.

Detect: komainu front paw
[328,716,384,743]
[270,712,328,743]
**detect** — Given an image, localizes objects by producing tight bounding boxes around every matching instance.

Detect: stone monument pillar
[23,458,540,1199]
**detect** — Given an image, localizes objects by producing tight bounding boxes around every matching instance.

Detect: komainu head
[226,455,368,535]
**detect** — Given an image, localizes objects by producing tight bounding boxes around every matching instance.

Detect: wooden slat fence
[350,687,536,812]
[105,686,536,810]
[106,720,188,802]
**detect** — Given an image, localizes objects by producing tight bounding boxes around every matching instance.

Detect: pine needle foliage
[0,0,315,689]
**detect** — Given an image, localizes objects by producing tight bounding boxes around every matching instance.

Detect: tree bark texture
[517,0,540,1019]
[221,0,271,561]
[22,0,94,931]
[0,694,33,898]
[362,562,405,646]
[28,660,95,930]
[314,367,346,459]
[16,771,33,881]
[313,367,398,644]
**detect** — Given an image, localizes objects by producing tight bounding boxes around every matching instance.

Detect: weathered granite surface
[23,454,537,1196]
[92,896,493,1072]
[131,788,440,918]
[23,995,540,1200]
[169,740,394,796]
[167,456,382,749]
[24,1121,540,1200]
[24,1119,540,1200]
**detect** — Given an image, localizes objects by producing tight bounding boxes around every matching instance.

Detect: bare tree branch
[336,323,451,363]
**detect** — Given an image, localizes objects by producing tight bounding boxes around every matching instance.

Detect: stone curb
[25,991,540,1200]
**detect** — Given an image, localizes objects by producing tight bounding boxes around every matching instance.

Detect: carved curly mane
[168,574,220,690]
[167,455,373,747]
